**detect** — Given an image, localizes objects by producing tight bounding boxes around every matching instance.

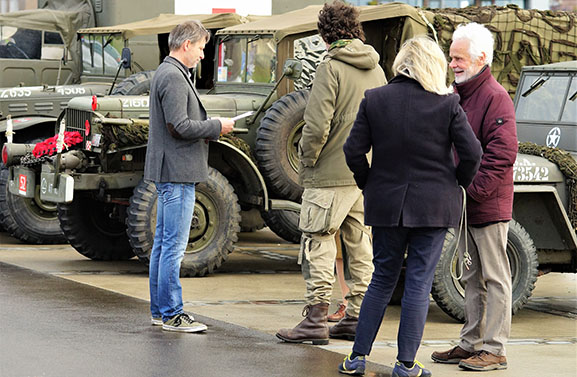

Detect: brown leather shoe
[328,303,346,322]
[431,345,475,364]
[329,313,357,340]
[276,303,329,345]
[459,350,507,371]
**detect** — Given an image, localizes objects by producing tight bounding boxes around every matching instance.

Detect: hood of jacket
[327,38,379,70]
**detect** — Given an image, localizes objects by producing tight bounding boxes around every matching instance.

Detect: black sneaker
[162,313,207,333]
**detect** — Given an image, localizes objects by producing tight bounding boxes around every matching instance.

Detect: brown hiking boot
[328,303,346,322]
[276,303,329,345]
[431,345,475,364]
[459,350,507,371]
[329,313,358,341]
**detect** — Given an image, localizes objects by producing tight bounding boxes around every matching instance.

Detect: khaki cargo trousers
[458,221,512,356]
[299,185,374,318]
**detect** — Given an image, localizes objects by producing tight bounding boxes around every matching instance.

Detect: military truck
[3,4,576,284]
[0,13,253,244]
[431,61,577,322]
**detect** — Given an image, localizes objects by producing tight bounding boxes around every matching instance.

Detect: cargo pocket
[299,189,335,234]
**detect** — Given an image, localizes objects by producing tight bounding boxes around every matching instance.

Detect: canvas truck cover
[216,3,431,43]
[218,2,575,96]
[77,13,262,39]
[0,9,93,47]
[0,8,94,84]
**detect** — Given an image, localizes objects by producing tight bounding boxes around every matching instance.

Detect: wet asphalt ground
[0,262,390,377]
[0,229,576,377]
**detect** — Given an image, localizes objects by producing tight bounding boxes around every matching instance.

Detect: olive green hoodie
[298,38,386,188]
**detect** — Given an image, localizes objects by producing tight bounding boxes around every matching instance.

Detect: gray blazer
[144,56,221,183]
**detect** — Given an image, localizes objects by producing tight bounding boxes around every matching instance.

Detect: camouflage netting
[100,120,254,161]
[101,120,150,151]
[429,5,577,97]
[518,141,577,229]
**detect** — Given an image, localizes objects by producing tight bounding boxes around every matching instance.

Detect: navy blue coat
[343,75,482,228]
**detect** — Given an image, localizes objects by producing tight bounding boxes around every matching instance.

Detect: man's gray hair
[168,20,210,52]
[452,22,494,66]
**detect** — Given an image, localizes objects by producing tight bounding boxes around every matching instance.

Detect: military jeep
[431,61,577,322]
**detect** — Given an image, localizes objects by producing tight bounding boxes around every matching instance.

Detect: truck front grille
[65,108,92,143]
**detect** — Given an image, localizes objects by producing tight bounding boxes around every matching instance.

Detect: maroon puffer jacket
[454,66,518,225]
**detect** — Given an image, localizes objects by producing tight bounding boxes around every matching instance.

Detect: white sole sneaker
[162,322,208,333]
[151,317,163,326]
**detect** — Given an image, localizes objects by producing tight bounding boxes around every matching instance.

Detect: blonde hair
[392,36,452,96]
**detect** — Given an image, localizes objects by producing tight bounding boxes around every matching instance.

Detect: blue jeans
[149,182,195,321]
[353,226,446,362]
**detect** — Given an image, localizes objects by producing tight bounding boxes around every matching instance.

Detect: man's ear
[478,51,487,66]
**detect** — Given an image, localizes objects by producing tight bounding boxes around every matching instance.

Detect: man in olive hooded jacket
[276,1,386,345]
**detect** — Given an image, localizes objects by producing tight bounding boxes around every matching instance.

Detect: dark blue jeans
[149,182,196,322]
[353,226,446,362]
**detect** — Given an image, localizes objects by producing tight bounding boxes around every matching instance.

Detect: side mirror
[121,47,132,69]
[283,58,302,80]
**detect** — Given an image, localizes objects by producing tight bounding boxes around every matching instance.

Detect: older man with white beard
[431,22,518,372]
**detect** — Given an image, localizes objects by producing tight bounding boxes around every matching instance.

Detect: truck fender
[514,185,577,251]
[0,115,57,133]
[209,140,270,211]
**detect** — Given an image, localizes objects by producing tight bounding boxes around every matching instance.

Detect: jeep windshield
[216,35,276,84]
[516,73,576,123]
[80,33,123,76]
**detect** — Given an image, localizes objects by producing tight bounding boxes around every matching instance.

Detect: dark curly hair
[317,1,365,45]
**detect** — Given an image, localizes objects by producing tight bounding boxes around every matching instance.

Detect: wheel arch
[513,185,577,251]
[208,140,269,211]
[0,116,57,148]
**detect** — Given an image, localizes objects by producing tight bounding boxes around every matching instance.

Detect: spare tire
[111,70,155,96]
[255,90,308,202]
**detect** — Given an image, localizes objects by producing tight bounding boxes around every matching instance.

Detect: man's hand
[217,118,235,135]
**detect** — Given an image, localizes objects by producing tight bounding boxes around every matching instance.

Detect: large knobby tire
[0,165,66,245]
[261,209,301,244]
[111,70,155,96]
[58,194,134,260]
[126,168,241,277]
[431,220,539,322]
[255,90,308,202]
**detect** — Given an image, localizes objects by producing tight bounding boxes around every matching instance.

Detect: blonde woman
[338,36,482,376]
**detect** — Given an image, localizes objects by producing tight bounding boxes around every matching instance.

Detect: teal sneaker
[162,313,208,333]
[151,317,162,326]
[338,352,365,375]
[392,360,432,377]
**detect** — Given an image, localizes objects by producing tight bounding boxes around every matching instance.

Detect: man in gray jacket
[144,21,234,333]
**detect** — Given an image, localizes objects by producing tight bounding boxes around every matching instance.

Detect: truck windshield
[516,74,571,122]
[0,25,66,60]
[81,33,123,76]
[216,35,276,84]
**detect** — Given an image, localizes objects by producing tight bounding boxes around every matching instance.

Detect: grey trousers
[458,222,512,356]
[299,185,374,317]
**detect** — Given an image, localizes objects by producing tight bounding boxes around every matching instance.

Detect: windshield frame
[515,71,576,124]
[80,32,125,77]
[214,34,277,86]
